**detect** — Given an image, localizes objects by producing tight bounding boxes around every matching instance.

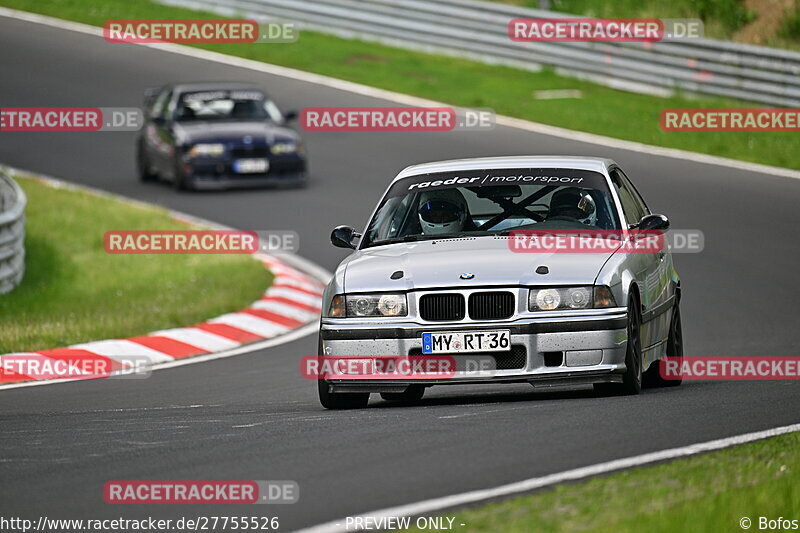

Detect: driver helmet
[418,188,468,235]
[549,187,596,220]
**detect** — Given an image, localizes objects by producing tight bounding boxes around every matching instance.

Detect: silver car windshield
[363,168,621,248]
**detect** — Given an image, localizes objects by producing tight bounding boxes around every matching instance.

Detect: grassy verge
[0,175,270,353]
[399,431,800,533]
[1,0,798,170]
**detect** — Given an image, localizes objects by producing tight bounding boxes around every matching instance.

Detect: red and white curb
[0,167,331,389]
[0,254,325,386]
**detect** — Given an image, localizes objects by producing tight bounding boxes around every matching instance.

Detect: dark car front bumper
[185,155,307,189]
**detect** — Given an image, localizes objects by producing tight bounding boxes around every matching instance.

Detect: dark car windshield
[175,89,283,122]
[362,168,622,248]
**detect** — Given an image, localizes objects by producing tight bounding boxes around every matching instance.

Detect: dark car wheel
[644,303,683,387]
[380,385,425,403]
[316,336,369,410]
[136,141,158,182]
[595,294,643,396]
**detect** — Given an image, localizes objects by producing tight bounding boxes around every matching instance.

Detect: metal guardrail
[0,171,26,294]
[161,0,800,106]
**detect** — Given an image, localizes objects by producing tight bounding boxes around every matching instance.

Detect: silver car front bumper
[319,309,628,393]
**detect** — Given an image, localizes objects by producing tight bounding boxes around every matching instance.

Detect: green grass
[779,4,800,45]
[0,175,270,353]
[0,0,798,170]
[398,432,800,533]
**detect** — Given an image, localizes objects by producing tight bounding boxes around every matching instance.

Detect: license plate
[233,158,269,174]
[422,330,510,354]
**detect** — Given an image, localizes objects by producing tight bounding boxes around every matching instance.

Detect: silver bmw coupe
[318,156,683,409]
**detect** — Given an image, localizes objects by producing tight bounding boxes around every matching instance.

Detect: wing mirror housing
[331,225,359,249]
[284,110,298,123]
[636,213,670,231]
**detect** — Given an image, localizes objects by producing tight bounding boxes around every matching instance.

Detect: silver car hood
[342,237,617,292]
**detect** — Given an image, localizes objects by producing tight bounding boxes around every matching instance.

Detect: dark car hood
[174,120,298,145]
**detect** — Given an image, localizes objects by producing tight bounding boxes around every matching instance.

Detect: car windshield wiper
[366,235,428,247]
[367,231,506,248]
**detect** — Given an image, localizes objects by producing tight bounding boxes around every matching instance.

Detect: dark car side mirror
[636,213,670,231]
[331,225,358,249]
[284,110,298,123]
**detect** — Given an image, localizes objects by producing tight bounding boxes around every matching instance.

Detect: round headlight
[353,297,375,316]
[535,289,561,311]
[378,295,403,316]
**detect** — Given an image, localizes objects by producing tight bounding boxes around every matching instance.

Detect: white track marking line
[295,422,800,533]
[150,327,241,352]
[0,7,798,181]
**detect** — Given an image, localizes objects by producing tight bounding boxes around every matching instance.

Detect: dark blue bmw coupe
[136,82,306,190]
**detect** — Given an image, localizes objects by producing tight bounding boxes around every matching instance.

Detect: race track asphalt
[1,14,799,530]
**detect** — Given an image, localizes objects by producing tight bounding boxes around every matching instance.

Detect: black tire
[136,141,158,182]
[380,385,425,403]
[595,294,643,396]
[644,304,683,387]
[316,336,369,410]
[318,379,370,410]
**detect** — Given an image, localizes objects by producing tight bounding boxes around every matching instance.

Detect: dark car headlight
[271,142,298,155]
[528,286,617,311]
[188,143,225,158]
